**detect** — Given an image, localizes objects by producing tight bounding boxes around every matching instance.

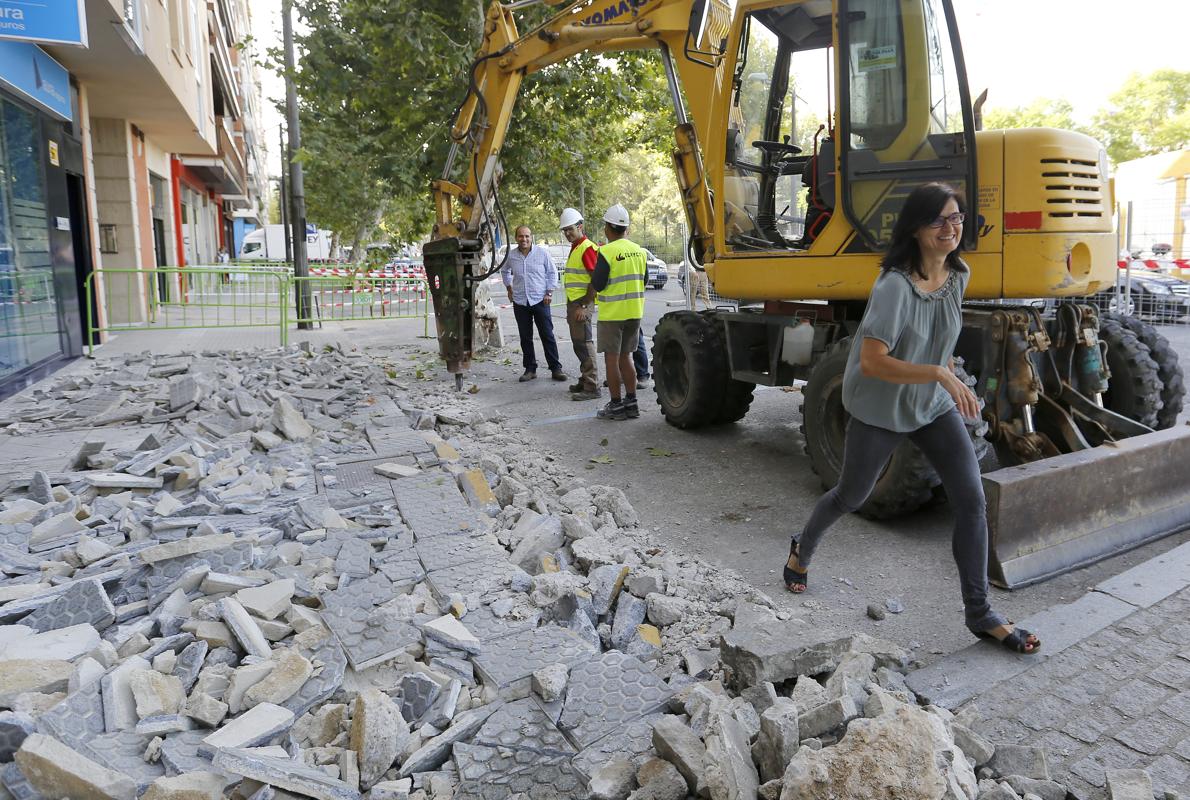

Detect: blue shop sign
[0,40,71,121]
[0,0,87,47]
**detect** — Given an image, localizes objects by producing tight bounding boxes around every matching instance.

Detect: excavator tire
[1107,313,1185,429]
[652,311,728,429]
[1099,317,1164,429]
[711,315,756,424]
[800,338,937,519]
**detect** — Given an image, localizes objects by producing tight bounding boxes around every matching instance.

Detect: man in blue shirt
[502,226,566,382]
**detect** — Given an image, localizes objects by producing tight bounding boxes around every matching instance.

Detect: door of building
[65,172,94,349]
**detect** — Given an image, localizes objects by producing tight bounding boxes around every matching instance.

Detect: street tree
[1091,69,1190,164]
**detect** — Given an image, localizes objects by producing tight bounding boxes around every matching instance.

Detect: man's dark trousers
[513,300,563,373]
[633,331,649,379]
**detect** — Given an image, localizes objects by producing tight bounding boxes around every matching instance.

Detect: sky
[250,1,1190,178]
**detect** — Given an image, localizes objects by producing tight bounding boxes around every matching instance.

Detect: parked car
[1088,270,1190,323]
[645,249,668,289]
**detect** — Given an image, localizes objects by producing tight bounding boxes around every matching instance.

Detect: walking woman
[784,182,1040,654]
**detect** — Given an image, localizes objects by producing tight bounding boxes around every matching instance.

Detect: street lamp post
[282,0,311,329]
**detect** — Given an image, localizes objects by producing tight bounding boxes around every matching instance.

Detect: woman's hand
[938,366,980,419]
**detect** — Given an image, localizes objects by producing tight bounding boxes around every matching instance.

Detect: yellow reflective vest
[595,238,647,321]
[564,238,597,302]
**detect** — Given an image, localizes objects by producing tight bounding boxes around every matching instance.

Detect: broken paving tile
[366,427,432,458]
[35,680,106,749]
[472,699,575,756]
[321,571,396,613]
[426,559,530,605]
[557,651,672,749]
[452,742,587,800]
[320,605,422,671]
[570,712,664,779]
[333,537,374,579]
[20,578,115,633]
[415,534,510,573]
[472,626,597,696]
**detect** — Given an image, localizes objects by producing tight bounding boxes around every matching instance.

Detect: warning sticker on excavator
[857,45,897,72]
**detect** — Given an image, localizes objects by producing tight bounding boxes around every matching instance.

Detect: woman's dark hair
[880,182,968,279]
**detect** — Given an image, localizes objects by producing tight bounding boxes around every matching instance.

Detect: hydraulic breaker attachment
[983,424,1190,589]
[423,237,482,386]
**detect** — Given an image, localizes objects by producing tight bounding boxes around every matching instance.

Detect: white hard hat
[559,208,583,229]
[603,203,630,227]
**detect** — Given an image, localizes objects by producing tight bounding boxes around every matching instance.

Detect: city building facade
[0,0,269,399]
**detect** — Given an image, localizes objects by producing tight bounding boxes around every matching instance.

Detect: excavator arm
[425,0,732,380]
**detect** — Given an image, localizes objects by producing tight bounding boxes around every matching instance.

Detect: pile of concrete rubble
[0,344,1132,799]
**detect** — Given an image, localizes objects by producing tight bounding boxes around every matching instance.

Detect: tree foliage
[286,0,673,250]
[1091,70,1190,164]
[982,70,1190,165]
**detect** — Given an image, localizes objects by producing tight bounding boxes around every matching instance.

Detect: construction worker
[559,208,600,400]
[578,204,647,421]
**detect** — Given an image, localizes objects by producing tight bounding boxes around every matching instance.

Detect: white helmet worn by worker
[559,208,583,229]
[603,204,630,228]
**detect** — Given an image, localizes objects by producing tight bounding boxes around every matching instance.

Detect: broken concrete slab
[15,732,137,799]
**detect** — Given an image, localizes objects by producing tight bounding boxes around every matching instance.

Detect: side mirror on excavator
[685,0,725,66]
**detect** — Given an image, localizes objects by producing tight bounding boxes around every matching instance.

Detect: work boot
[623,398,640,419]
[571,387,601,401]
[519,370,537,382]
[568,381,585,393]
[551,370,568,382]
[635,375,650,390]
[596,400,627,421]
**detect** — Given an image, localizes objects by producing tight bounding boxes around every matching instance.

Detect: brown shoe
[551,371,568,382]
[519,371,537,382]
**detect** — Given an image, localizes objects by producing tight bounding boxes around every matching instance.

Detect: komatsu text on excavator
[424,0,1190,588]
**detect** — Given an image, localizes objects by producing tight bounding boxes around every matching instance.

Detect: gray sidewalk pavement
[36,311,1190,799]
[910,541,1190,798]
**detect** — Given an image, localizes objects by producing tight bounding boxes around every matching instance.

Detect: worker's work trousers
[794,408,996,632]
[566,299,598,391]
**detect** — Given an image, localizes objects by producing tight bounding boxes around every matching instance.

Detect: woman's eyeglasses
[927,212,966,228]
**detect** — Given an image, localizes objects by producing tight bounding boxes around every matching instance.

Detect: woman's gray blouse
[841,265,969,433]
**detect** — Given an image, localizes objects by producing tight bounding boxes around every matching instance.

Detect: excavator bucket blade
[984,425,1190,589]
[423,237,475,375]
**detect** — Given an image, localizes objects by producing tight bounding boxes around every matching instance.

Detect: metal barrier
[1063,268,1190,328]
[84,266,430,355]
[289,274,430,337]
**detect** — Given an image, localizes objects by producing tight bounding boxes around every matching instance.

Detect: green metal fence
[84,266,429,355]
[290,274,430,337]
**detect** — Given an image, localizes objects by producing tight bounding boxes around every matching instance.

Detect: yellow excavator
[424,0,1190,588]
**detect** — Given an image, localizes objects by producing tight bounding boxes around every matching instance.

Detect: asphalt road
[427,276,1190,665]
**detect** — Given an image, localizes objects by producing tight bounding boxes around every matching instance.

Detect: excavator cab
[711,0,981,292]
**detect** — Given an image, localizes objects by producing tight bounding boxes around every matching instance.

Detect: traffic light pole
[282,0,311,329]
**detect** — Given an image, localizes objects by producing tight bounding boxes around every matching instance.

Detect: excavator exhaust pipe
[984,425,1190,588]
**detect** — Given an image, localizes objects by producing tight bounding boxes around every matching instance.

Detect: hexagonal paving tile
[472,626,597,694]
[333,537,375,579]
[2,761,41,800]
[571,712,665,779]
[81,730,165,791]
[452,742,587,800]
[415,534,509,573]
[458,605,541,645]
[472,699,575,756]
[366,426,433,458]
[36,680,105,750]
[21,578,115,632]
[426,558,530,605]
[320,603,421,670]
[321,571,396,614]
[557,651,672,749]
[284,637,347,719]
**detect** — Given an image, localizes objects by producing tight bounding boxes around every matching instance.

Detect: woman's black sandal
[976,625,1041,654]
[784,542,808,594]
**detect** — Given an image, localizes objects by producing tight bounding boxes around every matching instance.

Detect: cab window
[723,3,834,253]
